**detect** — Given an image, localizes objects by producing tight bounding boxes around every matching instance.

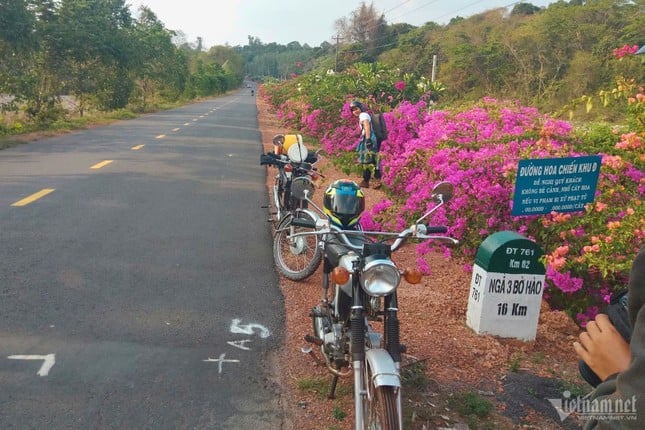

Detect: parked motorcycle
[260,134,323,280]
[289,180,458,429]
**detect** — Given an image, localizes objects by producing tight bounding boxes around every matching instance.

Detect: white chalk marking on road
[132,144,145,150]
[230,319,270,338]
[227,340,252,351]
[172,128,180,132]
[203,353,239,374]
[155,134,166,139]
[184,122,191,126]
[8,354,56,376]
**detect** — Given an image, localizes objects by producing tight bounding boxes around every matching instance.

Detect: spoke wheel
[273,210,322,281]
[364,364,401,430]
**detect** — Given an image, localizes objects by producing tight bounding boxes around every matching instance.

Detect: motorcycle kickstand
[328,375,338,399]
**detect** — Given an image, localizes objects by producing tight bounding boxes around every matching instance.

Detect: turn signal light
[284,164,293,172]
[403,268,423,284]
[332,267,350,284]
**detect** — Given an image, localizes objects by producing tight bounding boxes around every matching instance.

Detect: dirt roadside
[256,93,591,430]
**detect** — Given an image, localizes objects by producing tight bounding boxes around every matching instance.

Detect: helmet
[323,180,365,228]
[349,100,365,112]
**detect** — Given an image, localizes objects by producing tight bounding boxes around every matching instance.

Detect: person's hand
[573,313,631,381]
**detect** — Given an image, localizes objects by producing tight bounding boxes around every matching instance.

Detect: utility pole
[333,34,343,72]
[431,54,438,82]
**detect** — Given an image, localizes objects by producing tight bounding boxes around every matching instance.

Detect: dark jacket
[584,246,645,429]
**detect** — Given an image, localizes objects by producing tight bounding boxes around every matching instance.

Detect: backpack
[371,112,388,143]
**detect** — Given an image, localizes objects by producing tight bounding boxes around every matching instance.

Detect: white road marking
[8,354,56,376]
[230,319,270,338]
[203,353,240,374]
[227,340,252,351]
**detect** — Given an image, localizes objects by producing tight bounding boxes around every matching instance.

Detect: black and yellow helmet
[323,180,365,228]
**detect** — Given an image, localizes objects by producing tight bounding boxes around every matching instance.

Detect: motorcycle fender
[365,349,400,388]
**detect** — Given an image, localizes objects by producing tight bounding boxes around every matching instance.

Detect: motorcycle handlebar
[260,153,317,173]
[287,218,458,251]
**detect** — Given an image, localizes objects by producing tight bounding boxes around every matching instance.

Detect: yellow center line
[132,144,145,150]
[156,134,166,139]
[11,188,56,207]
[90,160,113,169]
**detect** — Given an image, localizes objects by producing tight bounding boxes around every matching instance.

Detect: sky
[125,0,555,48]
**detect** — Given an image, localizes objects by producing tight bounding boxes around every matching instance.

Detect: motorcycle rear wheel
[273,210,322,281]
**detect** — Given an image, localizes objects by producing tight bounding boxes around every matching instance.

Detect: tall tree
[50,0,133,114]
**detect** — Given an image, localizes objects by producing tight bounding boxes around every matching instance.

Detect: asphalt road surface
[0,88,288,429]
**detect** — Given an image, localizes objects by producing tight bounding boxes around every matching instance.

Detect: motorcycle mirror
[290,177,315,200]
[431,181,454,204]
[414,182,454,224]
[272,134,285,146]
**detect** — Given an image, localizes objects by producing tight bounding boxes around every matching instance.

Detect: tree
[130,6,187,109]
[49,0,134,115]
[511,2,542,16]
[335,1,387,60]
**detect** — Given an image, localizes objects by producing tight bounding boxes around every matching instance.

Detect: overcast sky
[126,0,554,48]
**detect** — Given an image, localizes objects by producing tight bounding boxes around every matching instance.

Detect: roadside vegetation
[256,1,643,327]
[1,0,243,140]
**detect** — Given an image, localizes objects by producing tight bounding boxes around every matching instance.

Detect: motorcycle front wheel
[273,210,322,281]
[364,364,401,430]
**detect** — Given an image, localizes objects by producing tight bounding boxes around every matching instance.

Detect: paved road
[0,89,287,429]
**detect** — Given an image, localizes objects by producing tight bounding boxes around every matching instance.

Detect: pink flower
[612,44,639,59]
[394,81,406,91]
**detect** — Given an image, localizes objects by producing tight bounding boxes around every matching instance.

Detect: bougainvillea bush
[261,53,644,326]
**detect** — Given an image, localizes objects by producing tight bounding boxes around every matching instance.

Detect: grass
[296,376,352,400]
[509,351,523,372]
[332,406,347,420]
[401,359,430,391]
[447,391,495,430]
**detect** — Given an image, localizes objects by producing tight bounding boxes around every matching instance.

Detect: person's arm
[358,112,372,141]
[583,306,645,429]
[362,118,371,140]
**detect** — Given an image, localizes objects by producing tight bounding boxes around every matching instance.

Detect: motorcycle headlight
[361,258,400,297]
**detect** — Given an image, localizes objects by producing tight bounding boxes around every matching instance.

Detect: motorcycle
[288,180,458,429]
[260,134,323,280]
